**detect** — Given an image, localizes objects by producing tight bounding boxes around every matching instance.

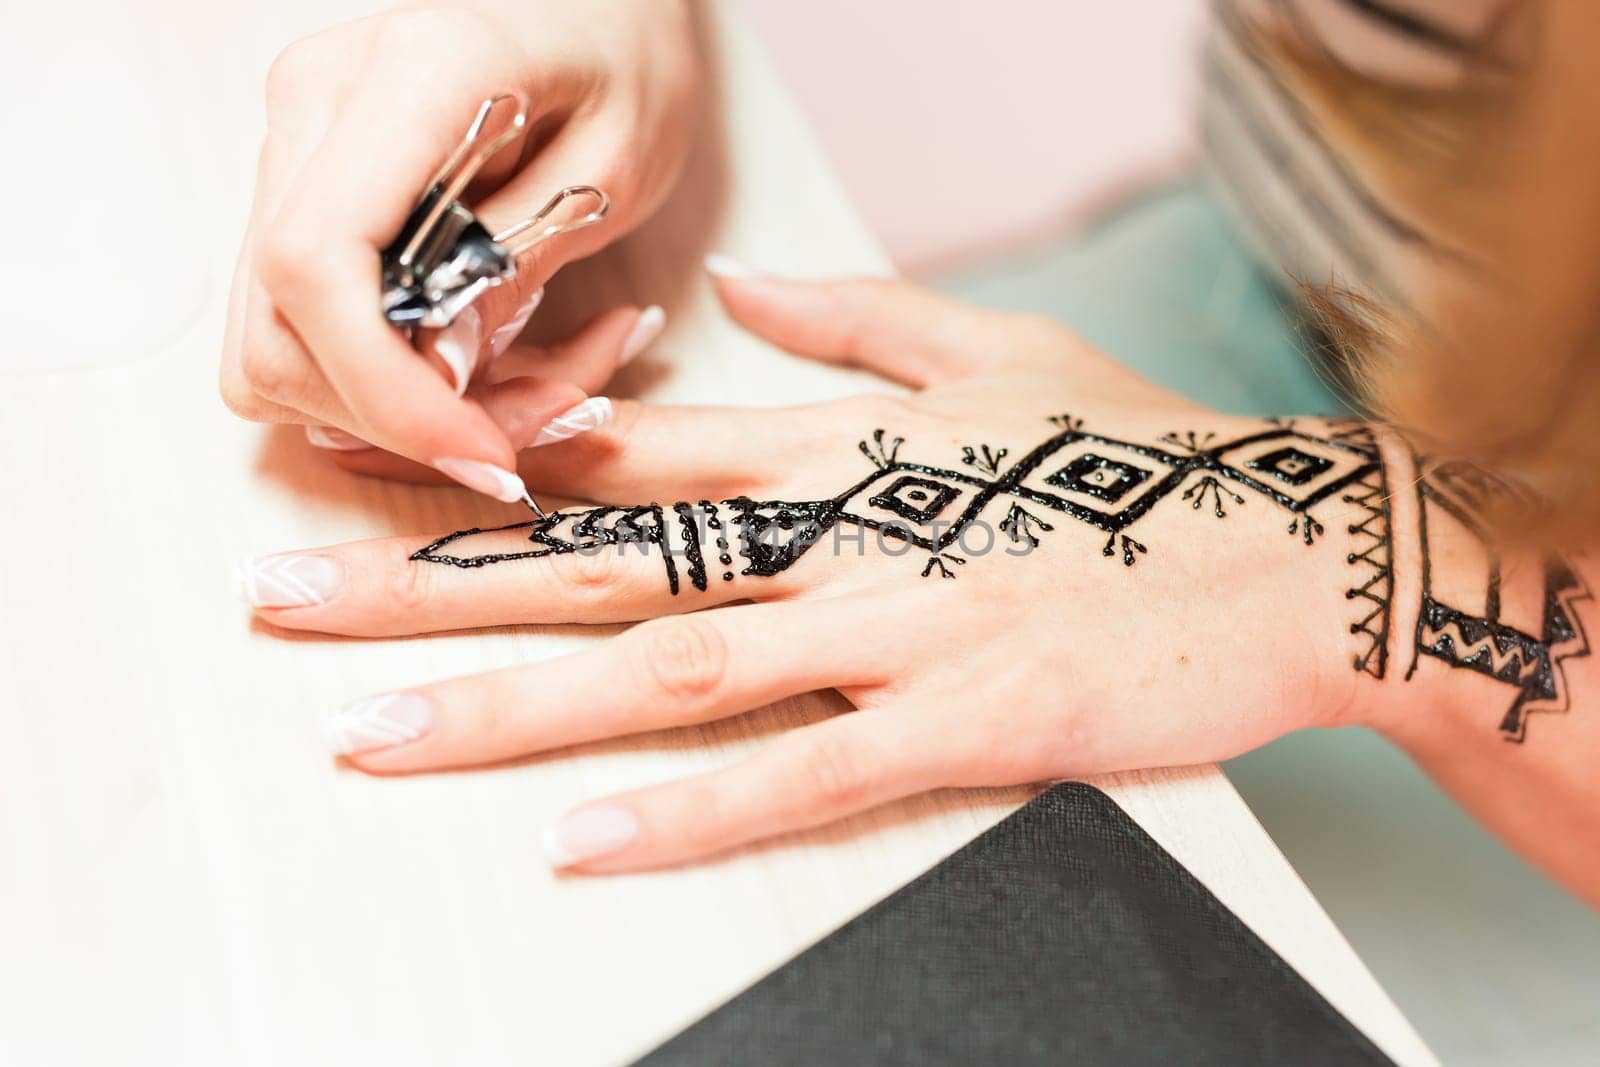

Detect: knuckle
[219,362,271,421]
[573,397,641,465]
[1015,313,1079,357]
[599,396,643,448]
[252,136,285,186]
[796,734,867,811]
[833,295,873,358]
[382,551,436,614]
[875,393,921,424]
[855,276,903,303]
[840,392,918,428]
[635,618,729,705]
[548,541,622,598]
[474,685,520,749]
[832,278,901,344]
[238,337,306,403]
[673,778,730,853]
[263,38,318,105]
[256,225,322,299]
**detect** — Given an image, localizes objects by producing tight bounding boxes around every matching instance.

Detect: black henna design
[1183,475,1245,518]
[859,428,903,470]
[414,418,1393,663]
[672,502,708,592]
[999,503,1054,548]
[961,444,1009,476]
[1406,462,1593,740]
[1340,435,1394,679]
[408,416,1597,738]
[1103,533,1148,567]
[1158,430,1217,453]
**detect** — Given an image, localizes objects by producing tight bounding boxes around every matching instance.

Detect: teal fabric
[934,181,1344,418]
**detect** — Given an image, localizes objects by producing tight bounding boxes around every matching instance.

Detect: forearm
[1354,438,1600,906]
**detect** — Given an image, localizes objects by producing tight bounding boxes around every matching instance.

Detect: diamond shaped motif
[1045,453,1153,504]
[1246,447,1334,486]
[868,476,960,524]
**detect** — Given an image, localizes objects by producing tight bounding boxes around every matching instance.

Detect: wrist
[1329,428,1417,739]
[1359,431,1595,748]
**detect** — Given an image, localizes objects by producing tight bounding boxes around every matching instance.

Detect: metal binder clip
[379,91,610,333]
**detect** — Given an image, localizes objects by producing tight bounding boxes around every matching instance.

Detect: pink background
[743,1,1207,273]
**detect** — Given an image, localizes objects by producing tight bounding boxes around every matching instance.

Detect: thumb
[704,258,1010,387]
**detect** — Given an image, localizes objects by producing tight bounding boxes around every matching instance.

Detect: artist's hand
[242,274,1399,872]
[219,0,701,499]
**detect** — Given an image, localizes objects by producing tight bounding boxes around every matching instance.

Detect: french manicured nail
[489,287,544,358]
[530,397,612,447]
[323,692,434,756]
[304,425,370,451]
[620,305,666,366]
[542,805,640,868]
[433,457,529,503]
[234,554,342,608]
[704,252,761,279]
[434,306,482,396]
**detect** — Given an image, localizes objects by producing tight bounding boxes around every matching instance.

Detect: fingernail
[531,397,612,448]
[489,287,544,358]
[704,252,761,279]
[233,554,342,608]
[323,692,434,756]
[542,805,640,868]
[620,305,666,366]
[434,306,482,396]
[304,425,370,451]
[433,457,529,503]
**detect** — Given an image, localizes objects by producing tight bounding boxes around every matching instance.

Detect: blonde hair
[1270,2,1600,547]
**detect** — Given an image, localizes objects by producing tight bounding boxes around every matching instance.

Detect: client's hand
[240,275,1404,871]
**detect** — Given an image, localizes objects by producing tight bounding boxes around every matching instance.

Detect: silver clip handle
[493,185,610,257]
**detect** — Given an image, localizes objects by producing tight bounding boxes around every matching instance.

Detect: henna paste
[414,417,1395,667]
[1406,462,1593,740]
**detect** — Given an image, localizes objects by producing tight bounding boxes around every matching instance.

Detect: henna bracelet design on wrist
[1408,461,1592,740]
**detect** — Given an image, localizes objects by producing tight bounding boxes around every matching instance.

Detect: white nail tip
[620,305,666,366]
[541,806,641,868]
[704,253,757,279]
[434,307,481,396]
[233,555,342,608]
[323,693,434,756]
[433,457,529,503]
[531,398,613,448]
[540,824,576,868]
[489,288,544,358]
[304,425,370,451]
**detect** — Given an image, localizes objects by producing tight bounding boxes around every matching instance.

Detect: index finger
[259,235,521,488]
[256,18,559,491]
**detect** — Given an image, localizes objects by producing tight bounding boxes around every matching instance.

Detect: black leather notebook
[636,782,1392,1066]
